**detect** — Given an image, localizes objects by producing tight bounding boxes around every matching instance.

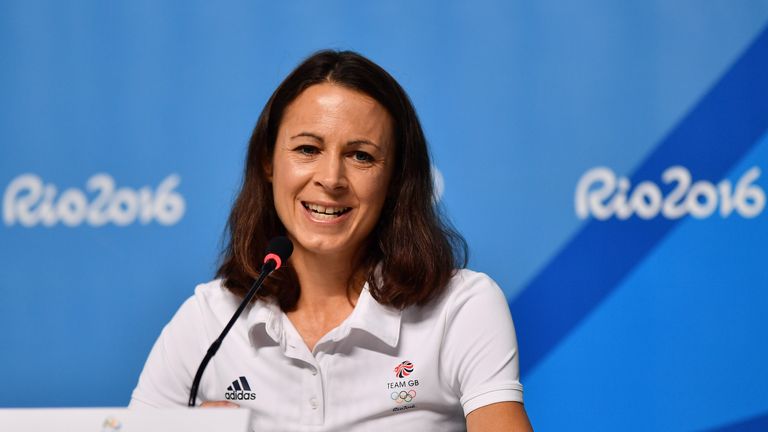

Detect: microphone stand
[188,260,277,407]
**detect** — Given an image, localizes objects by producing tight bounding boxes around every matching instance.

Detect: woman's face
[269,83,395,261]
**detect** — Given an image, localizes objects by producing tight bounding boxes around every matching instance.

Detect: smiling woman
[130,50,532,431]
[269,84,394,264]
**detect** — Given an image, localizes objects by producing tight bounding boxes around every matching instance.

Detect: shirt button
[311,367,318,376]
[309,397,318,409]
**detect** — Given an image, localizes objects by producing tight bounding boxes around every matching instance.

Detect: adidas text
[225,391,256,401]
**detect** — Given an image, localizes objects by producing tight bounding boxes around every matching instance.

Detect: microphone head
[263,236,293,270]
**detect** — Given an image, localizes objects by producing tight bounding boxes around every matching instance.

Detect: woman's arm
[439,271,531,430]
[466,402,533,432]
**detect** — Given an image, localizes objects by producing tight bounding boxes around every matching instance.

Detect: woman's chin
[292,237,359,258]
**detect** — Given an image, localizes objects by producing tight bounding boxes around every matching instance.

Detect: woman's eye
[352,151,374,163]
[296,145,318,156]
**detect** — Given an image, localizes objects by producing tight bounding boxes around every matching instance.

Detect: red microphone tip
[263,253,282,270]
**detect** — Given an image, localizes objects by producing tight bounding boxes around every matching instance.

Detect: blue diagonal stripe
[511,24,768,376]
[702,411,768,431]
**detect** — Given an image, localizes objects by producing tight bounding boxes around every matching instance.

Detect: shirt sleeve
[129,294,209,408]
[441,271,524,416]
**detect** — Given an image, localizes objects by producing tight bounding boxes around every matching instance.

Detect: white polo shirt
[130,269,524,431]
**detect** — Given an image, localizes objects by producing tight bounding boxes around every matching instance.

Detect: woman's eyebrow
[347,139,381,150]
[290,132,323,141]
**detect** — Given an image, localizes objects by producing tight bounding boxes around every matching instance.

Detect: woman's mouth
[302,202,352,221]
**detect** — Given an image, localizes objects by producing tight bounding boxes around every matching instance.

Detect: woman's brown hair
[217,50,467,310]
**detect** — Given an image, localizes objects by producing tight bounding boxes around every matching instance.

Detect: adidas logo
[224,376,256,401]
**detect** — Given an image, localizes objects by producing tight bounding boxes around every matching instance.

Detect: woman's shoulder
[171,279,244,323]
[191,278,238,304]
[444,268,507,300]
[448,268,497,285]
[418,268,509,317]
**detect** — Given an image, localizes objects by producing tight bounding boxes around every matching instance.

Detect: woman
[130,50,532,431]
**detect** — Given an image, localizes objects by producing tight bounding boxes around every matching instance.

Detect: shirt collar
[342,284,402,348]
[244,283,403,349]
[245,298,283,346]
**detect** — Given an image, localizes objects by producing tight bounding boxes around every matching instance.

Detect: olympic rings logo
[391,389,416,404]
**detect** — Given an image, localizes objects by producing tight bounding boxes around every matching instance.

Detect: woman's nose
[314,154,348,191]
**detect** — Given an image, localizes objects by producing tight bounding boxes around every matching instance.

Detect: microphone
[260,235,293,274]
[188,236,293,407]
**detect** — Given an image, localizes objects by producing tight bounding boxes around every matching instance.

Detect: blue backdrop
[2,1,767,430]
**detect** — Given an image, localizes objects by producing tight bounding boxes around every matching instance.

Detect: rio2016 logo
[575,166,765,220]
[3,173,186,227]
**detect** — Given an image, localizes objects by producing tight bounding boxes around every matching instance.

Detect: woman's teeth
[303,203,351,219]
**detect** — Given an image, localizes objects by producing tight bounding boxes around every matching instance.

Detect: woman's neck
[285,246,366,351]
[289,246,364,312]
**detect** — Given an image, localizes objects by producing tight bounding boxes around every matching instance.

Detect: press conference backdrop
[2,1,767,430]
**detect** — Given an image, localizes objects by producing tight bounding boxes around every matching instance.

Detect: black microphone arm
[188,236,293,407]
